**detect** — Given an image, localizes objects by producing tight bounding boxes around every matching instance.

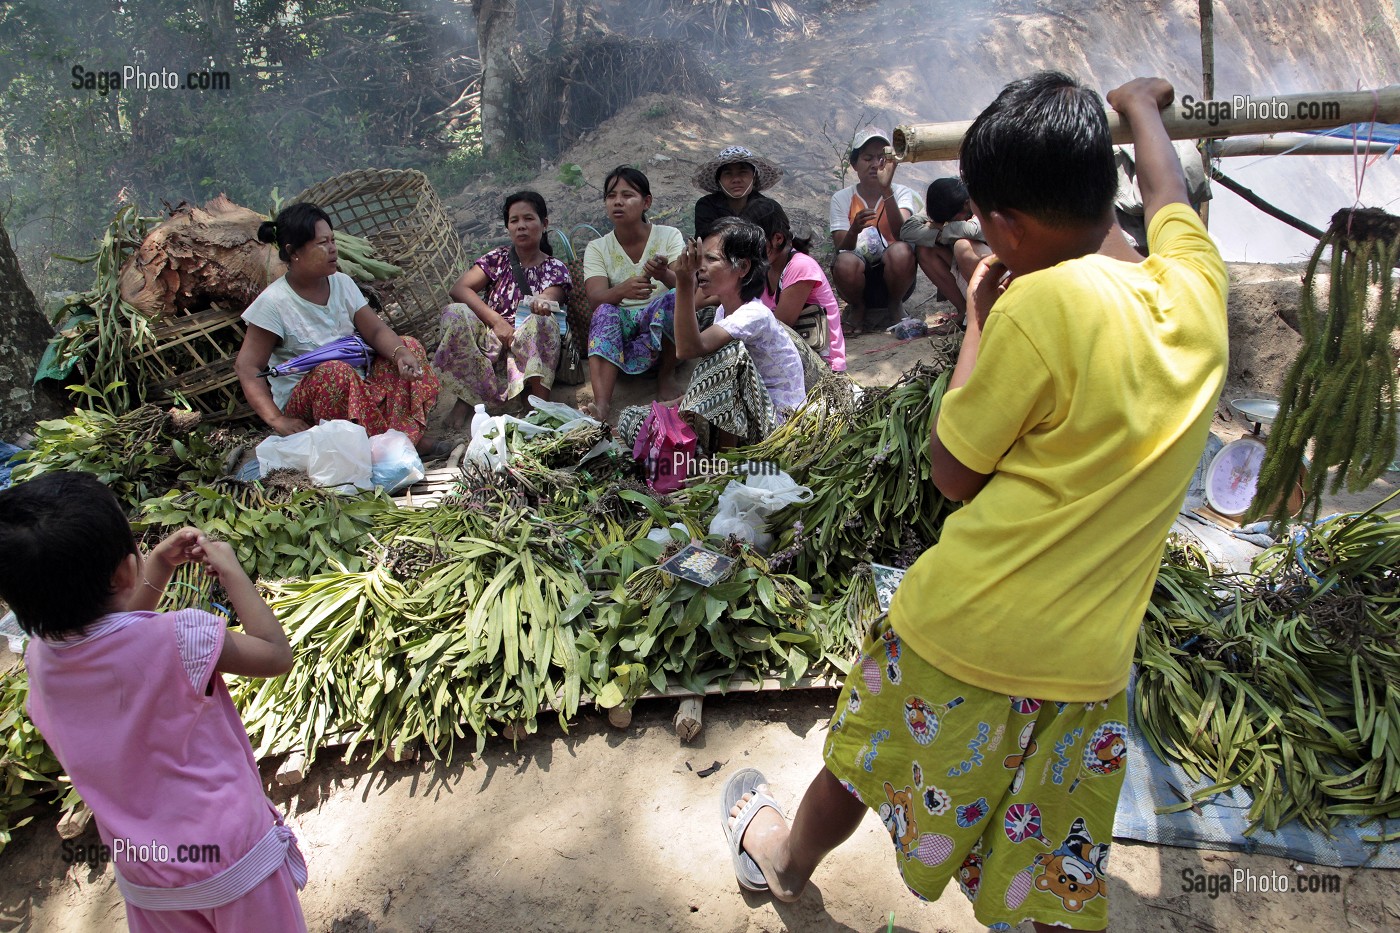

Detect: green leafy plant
[557,162,587,189]
[0,666,78,857]
[11,400,224,513]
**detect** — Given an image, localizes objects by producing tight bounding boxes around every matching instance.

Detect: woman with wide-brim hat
[692,145,785,239]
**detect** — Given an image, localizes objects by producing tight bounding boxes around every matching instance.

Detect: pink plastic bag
[632,402,696,494]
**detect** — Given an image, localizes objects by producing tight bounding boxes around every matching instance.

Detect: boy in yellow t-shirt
[722,73,1228,933]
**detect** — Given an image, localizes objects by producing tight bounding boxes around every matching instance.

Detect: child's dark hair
[503,190,553,256]
[257,202,333,262]
[707,217,770,302]
[0,472,138,640]
[959,71,1118,226]
[603,166,652,222]
[926,178,970,223]
[741,199,814,256]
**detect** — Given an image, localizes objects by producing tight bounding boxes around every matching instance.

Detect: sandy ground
[3,696,1396,933]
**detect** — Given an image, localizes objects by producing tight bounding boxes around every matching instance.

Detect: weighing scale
[1202,398,1304,519]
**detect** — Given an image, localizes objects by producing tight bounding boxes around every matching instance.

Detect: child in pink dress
[0,471,307,932]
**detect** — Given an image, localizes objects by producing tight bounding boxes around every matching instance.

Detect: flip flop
[928,311,962,336]
[721,767,784,893]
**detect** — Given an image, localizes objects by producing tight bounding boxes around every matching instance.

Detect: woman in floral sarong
[434,191,571,429]
[583,166,685,422]
[235,202,440,451]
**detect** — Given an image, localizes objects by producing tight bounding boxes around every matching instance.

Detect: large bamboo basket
[291,169,464,348]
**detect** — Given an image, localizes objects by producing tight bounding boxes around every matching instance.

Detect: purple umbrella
[258,335,376,378]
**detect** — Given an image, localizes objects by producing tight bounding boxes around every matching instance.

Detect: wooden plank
[893,86,1400,163]
[251,674,844,767]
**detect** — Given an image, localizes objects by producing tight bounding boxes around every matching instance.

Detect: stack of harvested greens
[759,364,957,587]
[585,529,834,708]
[13,404,225,513]
[1139,507,1400,835]
[0,666,78,851]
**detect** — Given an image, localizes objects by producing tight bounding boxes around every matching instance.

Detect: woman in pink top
[744,199,846,373]
[0,472,306,932]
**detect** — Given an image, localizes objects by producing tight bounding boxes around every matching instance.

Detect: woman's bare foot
[445,399,469,431]
[728,786,807,903]
[657,377,681,401]
[580,401,610,423]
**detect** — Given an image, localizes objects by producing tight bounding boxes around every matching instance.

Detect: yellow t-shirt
[889,203,1228,701]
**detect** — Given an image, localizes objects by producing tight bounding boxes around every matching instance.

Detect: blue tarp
[1115,673,1400,869]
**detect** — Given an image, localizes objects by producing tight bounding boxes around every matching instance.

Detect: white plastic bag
[369,429,426,493]
[464,413,555,471]
[256,419,373,493]
[527,396,600,429]
[708,466,812,552]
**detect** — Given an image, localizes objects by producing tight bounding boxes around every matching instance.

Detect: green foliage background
[0,0,479,295]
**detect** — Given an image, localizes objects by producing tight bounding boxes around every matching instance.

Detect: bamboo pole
[1210,134,1396,157]
[1199,0,1214,226]
[892,86,1400,163]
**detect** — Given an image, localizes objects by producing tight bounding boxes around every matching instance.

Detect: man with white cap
[827,128,919,333]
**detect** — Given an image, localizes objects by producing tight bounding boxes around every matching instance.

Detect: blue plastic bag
[370,430,426,493]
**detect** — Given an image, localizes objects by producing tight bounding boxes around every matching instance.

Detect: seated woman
[434,191,571,429]
[744,199,846,374]
[692,146,784,239]
[632,217,804,449]
[584,166,685,423]
[235,202,440,452]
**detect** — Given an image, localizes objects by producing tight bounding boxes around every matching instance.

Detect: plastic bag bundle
[708,465,813,552]
[255,420,373,494]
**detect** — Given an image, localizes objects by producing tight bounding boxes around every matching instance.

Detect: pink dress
[25,610,307,931]
[759,250,846,372]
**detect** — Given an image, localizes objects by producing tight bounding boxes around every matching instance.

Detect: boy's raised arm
[1105,78,1191,231]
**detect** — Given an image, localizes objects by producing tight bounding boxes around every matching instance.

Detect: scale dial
[1204,436,1267,518]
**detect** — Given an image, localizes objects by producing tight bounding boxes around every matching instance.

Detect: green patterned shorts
[823,616,1129,930]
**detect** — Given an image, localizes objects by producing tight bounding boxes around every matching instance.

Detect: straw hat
[692,146,784,194]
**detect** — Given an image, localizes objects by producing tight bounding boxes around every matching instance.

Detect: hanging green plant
[1247,208,1400,528]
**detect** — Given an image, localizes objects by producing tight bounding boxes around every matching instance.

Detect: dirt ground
[3,696,1396,933]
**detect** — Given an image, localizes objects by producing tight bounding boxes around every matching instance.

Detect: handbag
[793,304,829,355]
[632,402,696,494]
[548,228,602,386]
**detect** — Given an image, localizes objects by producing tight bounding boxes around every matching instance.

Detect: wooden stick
[674,696,703,742]
[57,804,92,839]
[276,749,309,786]
[893,86,1400,163]
[1208,169,1324,240]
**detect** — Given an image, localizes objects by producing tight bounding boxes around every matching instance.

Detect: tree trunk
[473,0,517,156]
[0,220,68,437]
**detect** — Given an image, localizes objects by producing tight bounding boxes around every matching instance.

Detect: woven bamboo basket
[132,304,248,422]
[291,169,463,348]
